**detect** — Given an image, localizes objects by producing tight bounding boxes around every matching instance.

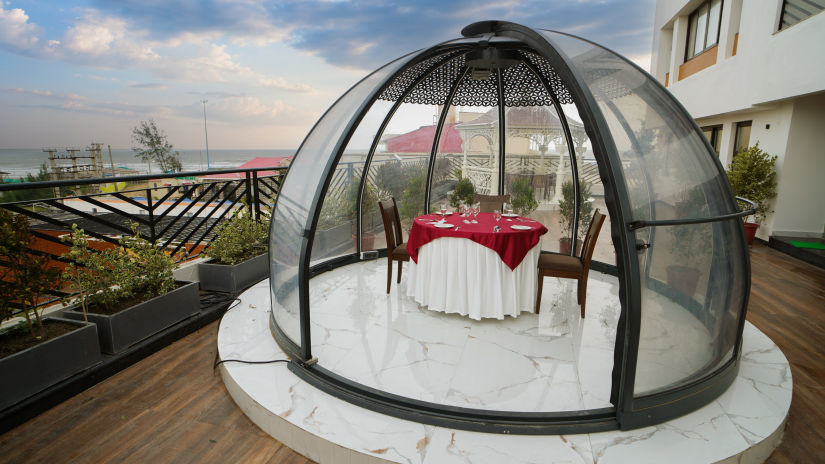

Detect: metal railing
[0,166,286,313]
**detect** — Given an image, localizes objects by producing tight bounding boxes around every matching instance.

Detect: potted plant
[449,175,475,209]
[60,224,199,354]
[666,186,710,297]
[199,206,270,293]
[345,182,379,250]
[557,180,593,255]
[510,177,539,216]
[726,143,778,245]
[1,211,101,412]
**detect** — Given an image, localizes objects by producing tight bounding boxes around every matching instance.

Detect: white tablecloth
[406,237,540,320]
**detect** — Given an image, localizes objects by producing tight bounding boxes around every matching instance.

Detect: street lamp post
[201,99,210,170]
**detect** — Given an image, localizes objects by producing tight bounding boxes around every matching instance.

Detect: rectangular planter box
[198,252,269,293]
[62,281,200,355]
[0,317,102,412]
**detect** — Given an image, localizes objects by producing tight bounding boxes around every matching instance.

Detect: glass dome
[267,21,751,433]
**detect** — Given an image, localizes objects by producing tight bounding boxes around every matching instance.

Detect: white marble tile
[424,428,594,463]
[588,401,750,464]
[218,262,791,464]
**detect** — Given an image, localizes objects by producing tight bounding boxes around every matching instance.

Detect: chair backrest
[378,198,404,249]
[580,209,606,269]
[473,193,511,213]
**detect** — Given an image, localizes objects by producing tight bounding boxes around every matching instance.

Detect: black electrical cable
[211,297,291,371]
[213,358,292,369]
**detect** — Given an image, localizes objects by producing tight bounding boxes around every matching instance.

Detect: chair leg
[578,278,587,318]
[397,260,403,283]
[386,258,393,294]
[535,275,544,314]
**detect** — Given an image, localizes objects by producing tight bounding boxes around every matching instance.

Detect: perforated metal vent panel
[377,48,574,107]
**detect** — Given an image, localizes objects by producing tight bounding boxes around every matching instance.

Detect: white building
[651,0,825,240]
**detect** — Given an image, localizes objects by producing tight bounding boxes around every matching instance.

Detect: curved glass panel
[270,54,415,344]
[542,31,746,395]
[312,100,394,262]
[367,102,444,243]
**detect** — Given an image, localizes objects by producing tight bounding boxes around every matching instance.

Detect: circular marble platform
[218,266,791,464]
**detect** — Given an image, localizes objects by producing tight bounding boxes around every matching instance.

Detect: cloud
[258,76,314,93]
[263,0,657,68]
[6,87,87,100]
[72,1,655,70]
[5,86,305,125]
[0,6,313,93]
[130,82,168,89]
[0,5,42,54]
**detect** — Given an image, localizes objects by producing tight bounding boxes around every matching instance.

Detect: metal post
[146,188,156,243]
[201,100,210,170]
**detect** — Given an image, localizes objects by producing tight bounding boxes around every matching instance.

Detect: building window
[702,125,722,155]
[733,121,752,156]
[779,0,825,30]
[686,0,723,61]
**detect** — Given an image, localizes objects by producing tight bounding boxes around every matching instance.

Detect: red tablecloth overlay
[407,212,548,271]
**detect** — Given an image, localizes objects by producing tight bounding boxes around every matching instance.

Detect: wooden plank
[748,243,825,463]
[0,242,822,462]
[0,323,314,464]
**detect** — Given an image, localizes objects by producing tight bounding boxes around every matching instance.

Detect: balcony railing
[0,166,286,315]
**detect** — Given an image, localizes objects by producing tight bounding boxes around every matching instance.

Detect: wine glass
[505,202,514,216]
[440,202,447,216]
[494,209,502,223]
[472,202,480,223]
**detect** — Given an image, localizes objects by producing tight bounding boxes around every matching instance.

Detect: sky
[0,0,656,150]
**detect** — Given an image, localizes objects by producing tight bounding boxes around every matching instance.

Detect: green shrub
[400,172,427,220]
[62,223,178,316]
[449,177,475,208]
[374,162,405,201]
[558,180,593,241]
[509,178,539,216]
[1,210,63,339]
[206,208,269,265]
[726,143,777,223]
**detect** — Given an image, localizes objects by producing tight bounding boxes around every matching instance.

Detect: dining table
[405,211,548,320]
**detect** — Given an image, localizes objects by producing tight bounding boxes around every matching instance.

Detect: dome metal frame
[266,20,756,434]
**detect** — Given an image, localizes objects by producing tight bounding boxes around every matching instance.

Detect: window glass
[707,0,722,47]
[686,0,724,60]
[693,4,709,57]
[686,14,698,61]
[780,0,825,30]
[701,125,722,155]
[733,121,751,156]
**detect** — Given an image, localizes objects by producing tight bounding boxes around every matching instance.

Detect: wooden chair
[378,198,409,294]
[473,193,511,213]
[536,209,606,318]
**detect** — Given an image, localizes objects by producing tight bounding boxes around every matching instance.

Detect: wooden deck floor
[0,243,823,463]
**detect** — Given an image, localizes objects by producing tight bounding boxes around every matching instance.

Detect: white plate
[433,223,454,229]
[502,213,518,217]
[510,225,532,230]
[436,212,453,216]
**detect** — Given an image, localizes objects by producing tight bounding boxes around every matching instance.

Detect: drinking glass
[505,203,514,216]
[472,202,480,223]
[440,203,447,215]
[494,209,501,222]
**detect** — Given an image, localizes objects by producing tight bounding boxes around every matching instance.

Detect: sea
[0,148,296,180]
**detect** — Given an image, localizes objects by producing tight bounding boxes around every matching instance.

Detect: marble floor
[273,260,718,412]
[218,261,792,463]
